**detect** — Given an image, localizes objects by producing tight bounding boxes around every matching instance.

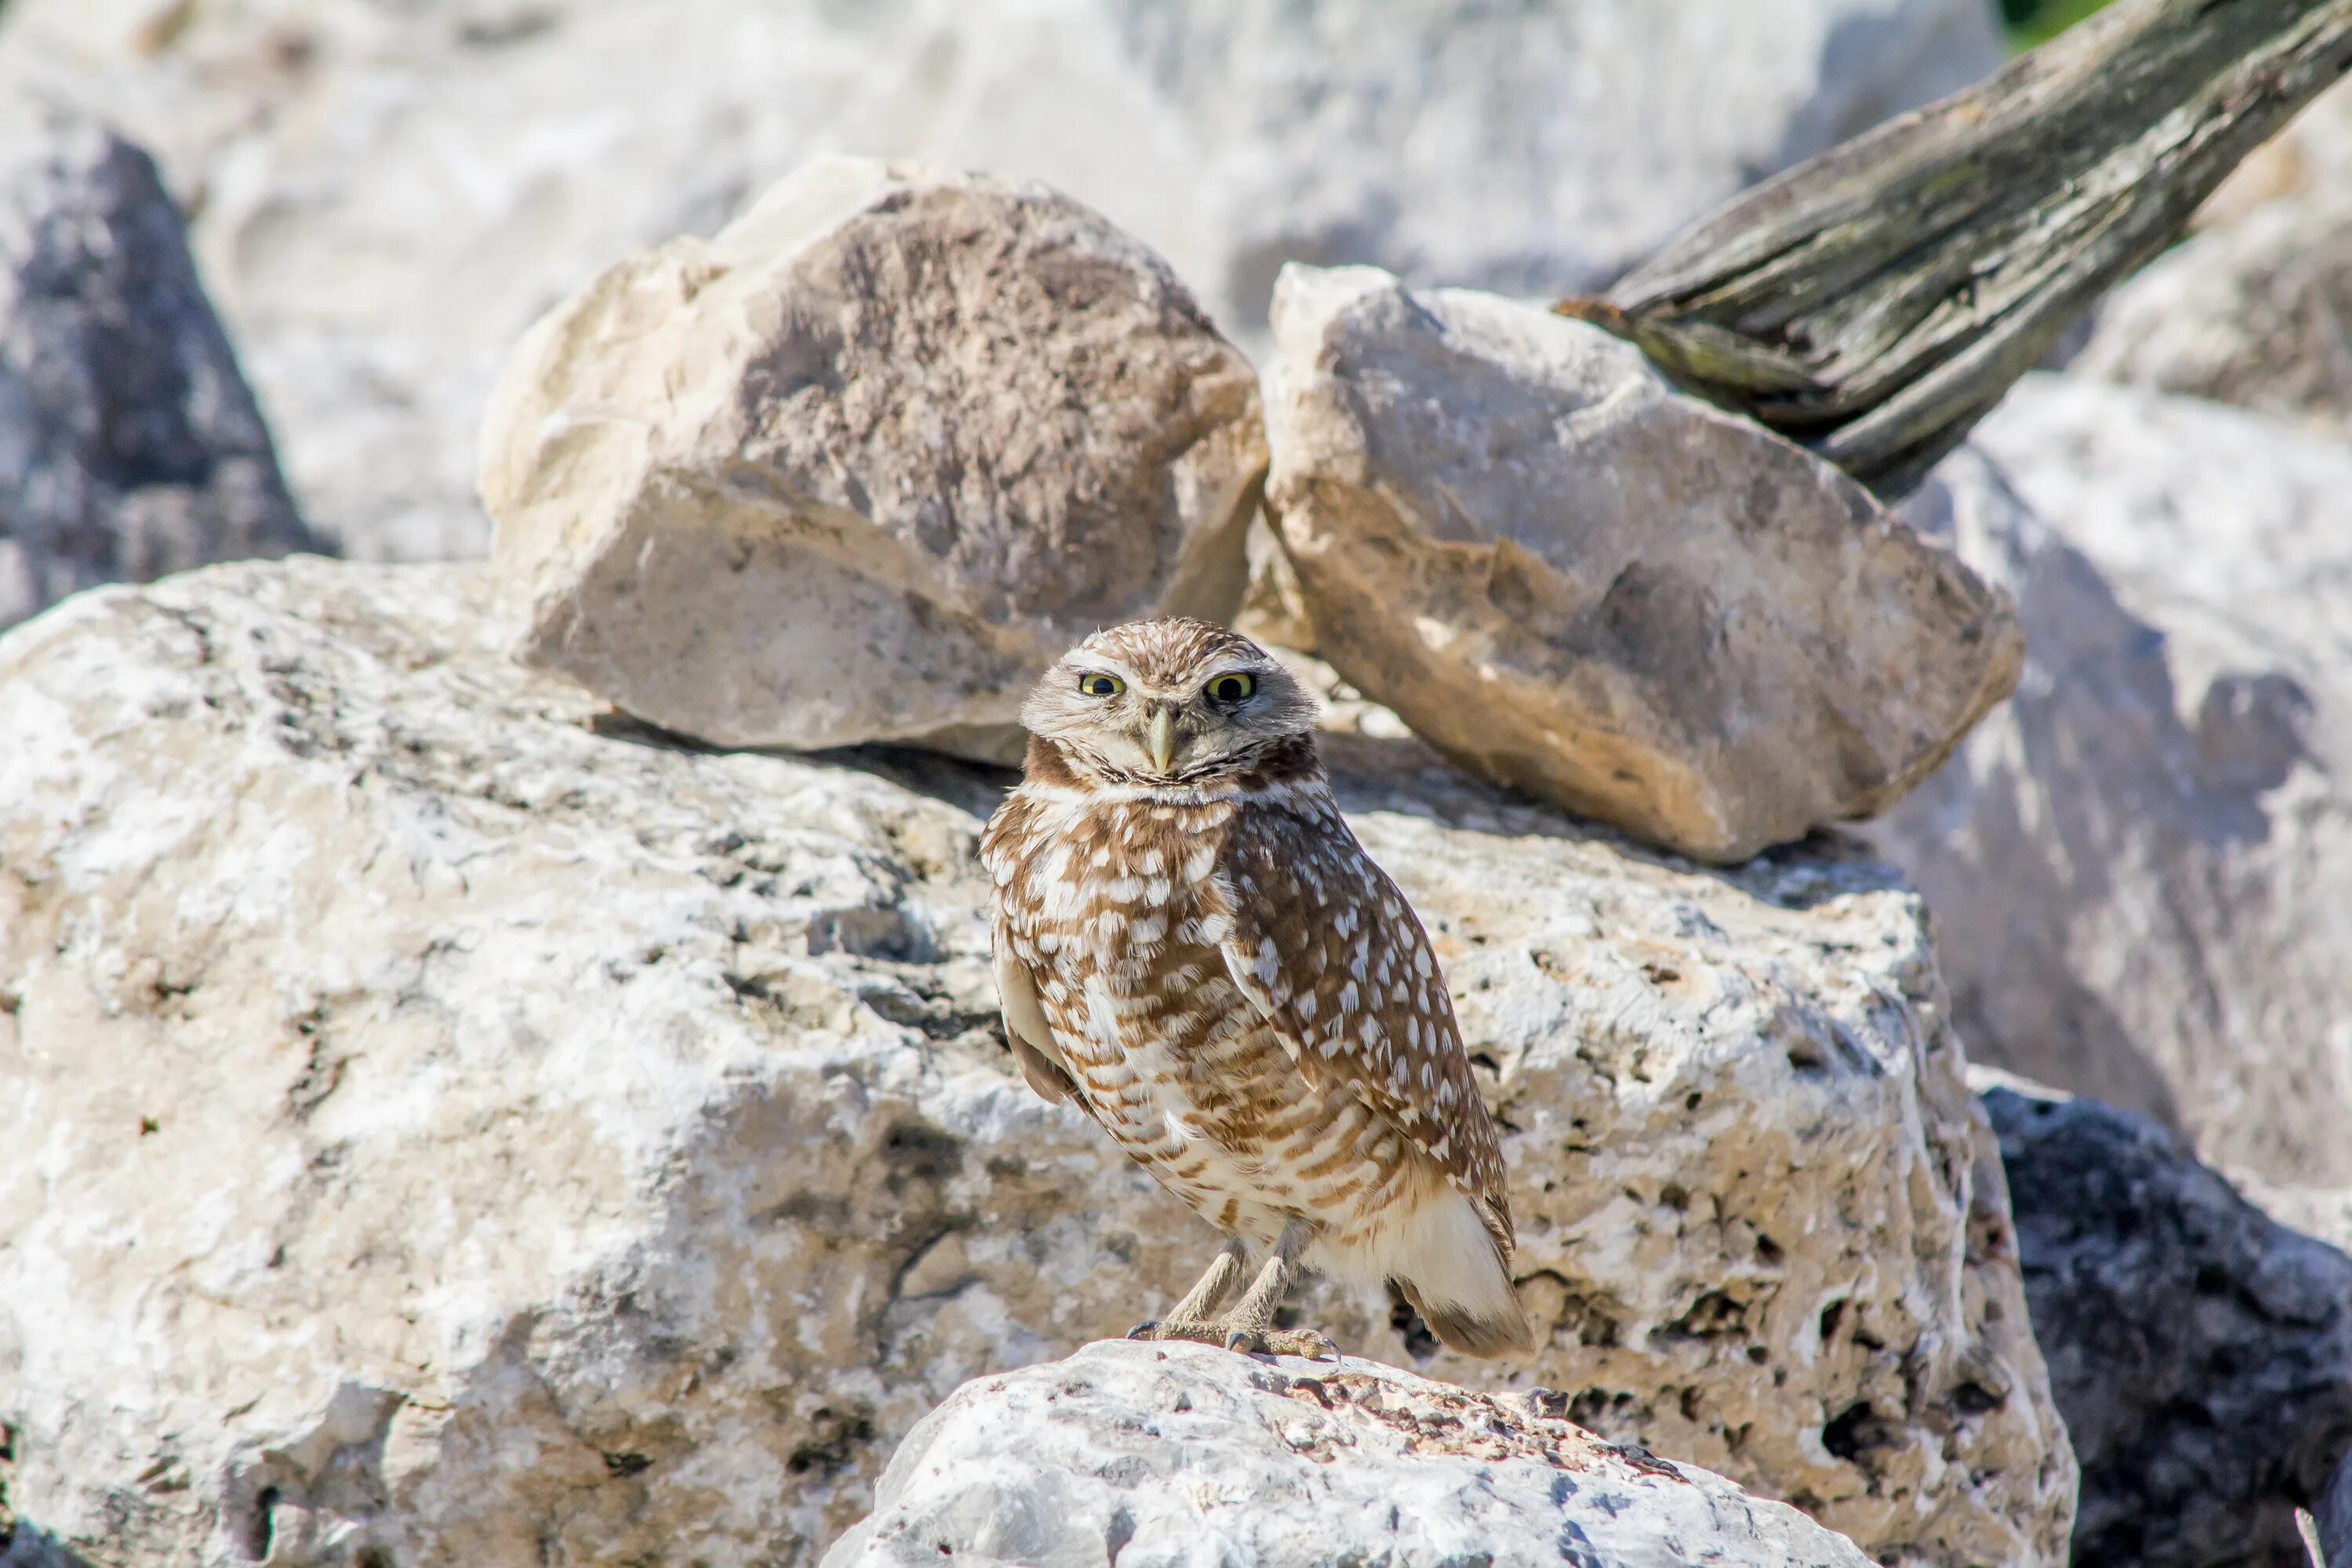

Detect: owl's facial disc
[1020,621,1319,784]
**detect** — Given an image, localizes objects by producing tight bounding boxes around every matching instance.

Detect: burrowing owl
[980,617,1533,1359]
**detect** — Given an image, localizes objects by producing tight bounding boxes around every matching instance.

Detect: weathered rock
[0,0,2002,563]
[0,558,2069,1566]
[824,1341,1877,1568]
[2078,76,2352,441]
[1869,374,2352,1188]
[480,157,1265,760]
[1984,1083,2352,1568]
[0,96,316,630]
[1261,263,2023,863]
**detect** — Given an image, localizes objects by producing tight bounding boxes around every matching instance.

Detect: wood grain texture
[1565,0,2352,495]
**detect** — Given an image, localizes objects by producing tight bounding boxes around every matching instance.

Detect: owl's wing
[1210,801,1513,1248]
[991,913,1087,1110]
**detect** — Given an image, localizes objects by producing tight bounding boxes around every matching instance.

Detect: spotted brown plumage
[980,617,1533,1359]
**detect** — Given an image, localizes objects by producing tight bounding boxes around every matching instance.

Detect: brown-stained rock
[823,1341,1875,1568]
[481,156,1265,763]
[1261,263,2022,864]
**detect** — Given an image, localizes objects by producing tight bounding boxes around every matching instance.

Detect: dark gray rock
[0,99,318,629]
[1986,1086,2352,1568]
[2319,1450,2352,1568]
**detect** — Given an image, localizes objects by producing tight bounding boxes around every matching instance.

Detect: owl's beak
[1144,706,1178,773]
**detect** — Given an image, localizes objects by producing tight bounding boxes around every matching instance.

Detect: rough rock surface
[2078,78,2352,441]
[0,96,315,630]
[1870,373,2352,1188]
[1262,263,2022,863]
[0,0,2001,562]
[1985,1083,2352,1568]
[0,557,2069,1566]
[824,1341,1877,1568]
[480,157,1265,760]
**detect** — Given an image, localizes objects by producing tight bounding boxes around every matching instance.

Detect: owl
[979,617,1533,1360]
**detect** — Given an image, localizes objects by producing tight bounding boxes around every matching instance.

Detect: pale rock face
[2078,78,2352,441]
[480,157,1265,761]
[824,1341,1879,1568]
[1871,374,2352,1190]
[0,96,316,630]
[0,0,2002,563]
[1261,263,2023,864]
[0,560,2072,1567]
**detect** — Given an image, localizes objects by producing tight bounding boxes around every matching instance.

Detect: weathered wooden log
[1561,0,2352,497]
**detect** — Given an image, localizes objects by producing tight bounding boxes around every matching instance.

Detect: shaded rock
[1985,1083,2352,1568]
[1870,374,2352,1188]
[2079,77,2352,441]
[824,1341,1876,1568]
[0,0,2002,562]
[1261,263,2022,863]
[2322,1452,2352,1568]
[480,157,1264,760]
[0,558,2068,1566]
[0,96,315,629]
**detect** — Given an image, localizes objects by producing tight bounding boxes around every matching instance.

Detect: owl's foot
[1127,1317,1229,1345]
[1124,1317,1337,1362]
[1223,1325,1338,1361]
[1129,1219,1335,1361]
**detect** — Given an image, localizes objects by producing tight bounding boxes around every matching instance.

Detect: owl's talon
[1127,1318,1229,1347]
[1234,1327,1338,1361]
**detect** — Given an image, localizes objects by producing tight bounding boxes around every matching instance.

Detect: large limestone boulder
[825,1341,1877,1568]
[1262,263,2022,863]
[1986,1082,2352,1568]
[480,157,1265,761]
[0,96,316,630]
[0,558,2070,1566]
[1870,374,2352,1189]
[0,0,2001,563]
[2077,78,2352,442]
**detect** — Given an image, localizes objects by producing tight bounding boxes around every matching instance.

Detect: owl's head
[1022,618,1319,784]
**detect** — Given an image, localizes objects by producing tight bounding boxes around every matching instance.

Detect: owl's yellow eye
[1206,672,1257,703]
[1078,672,1125,698]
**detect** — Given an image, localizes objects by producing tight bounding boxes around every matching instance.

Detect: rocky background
[2,2,2350,1566]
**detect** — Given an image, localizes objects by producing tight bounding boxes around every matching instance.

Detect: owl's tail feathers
[1389,1187,1537,1359]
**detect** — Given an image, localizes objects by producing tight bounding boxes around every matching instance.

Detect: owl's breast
[993,793,1245,1073]
[986,789,1405,1243]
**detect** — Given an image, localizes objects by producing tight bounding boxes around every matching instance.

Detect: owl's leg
[1126,1237,1247,1343]
[1215,1217,1337,1361]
